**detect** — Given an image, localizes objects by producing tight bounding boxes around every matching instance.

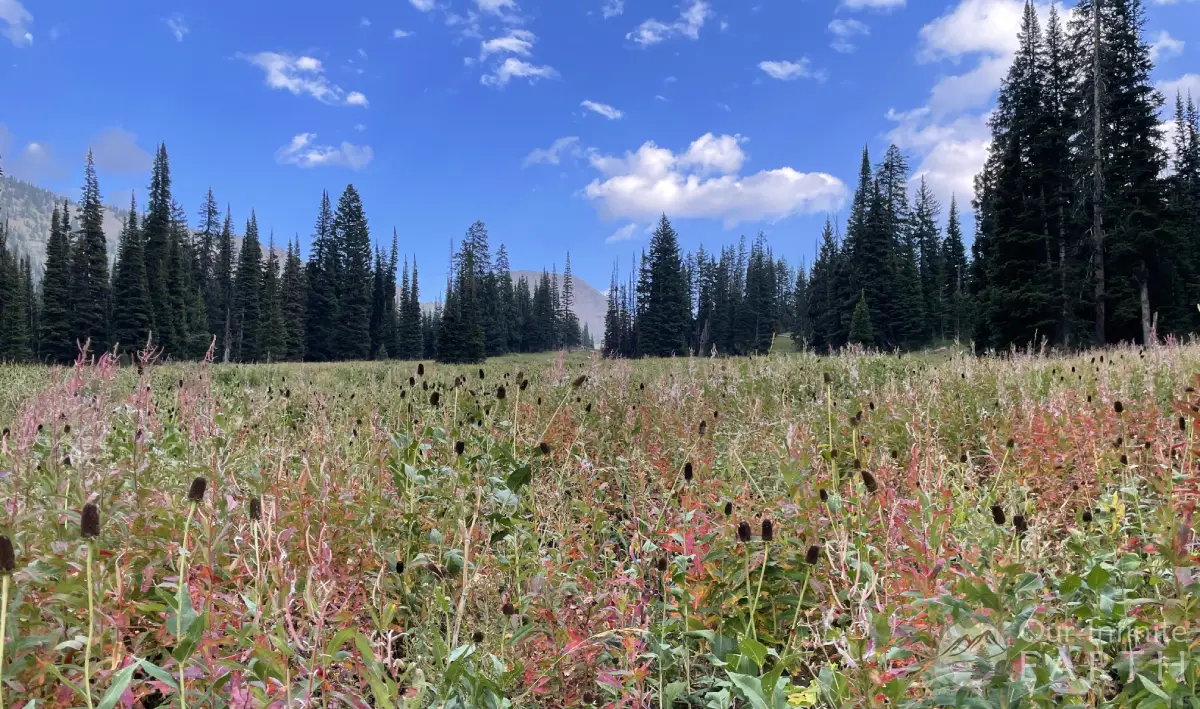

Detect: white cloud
[582,100,624,120]
[758,59,823,81]
[1159,74,1200,100]
[476,0,518,14]
[276,133,374,170]
[0,0,33,47]
[918,0,1026,62]
[481,57,557,87]
[523,136,583,166]
[606,223,640,243]
[410,0,436,10]
[842,0,904,9]
[627,0,710,46]
[90,127,153,174]
[239,52,369,107]
[602,0,624,19]
[8,141,60,182]
[165,14,188,42]
[354,123,367,132]
[1149,30,1184,62]
[393,28,414,38]
[582,132,847,227]
[360,16,372,27]
[828,18,869,53]
[481,28,535,57]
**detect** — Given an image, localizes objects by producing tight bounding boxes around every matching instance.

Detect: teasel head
[1013,514,1028,535]
[417,363,425,376]
[430,391,441,406]
[723,501,733,517]
[1120,454,1128,465]
[1081,509,1093,523]
[990,504,1006,525]
[683,461,694,482]
[0,535,15,574]
[538,441,552,455]
[395,560,405,574]
[455,441,465,456]
[520,379,529,391]
[698,420,707,436]
[472,630,484,643]
[860,469,878,494]
[1113,400,1124,415]
[805,544,821,565]
[502,601,516,616]
[188,476,208,503]
[819,488,828,502]
[572,374,587,388]
[249,496,262,522]
[1006,437,1015,450]
[80,503,101,539]
[656,556,668,573]
[496,386,506,400]
[761,519,774,542]
[737,521,752,543]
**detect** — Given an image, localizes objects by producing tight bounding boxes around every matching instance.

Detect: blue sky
[1,0,1196,293]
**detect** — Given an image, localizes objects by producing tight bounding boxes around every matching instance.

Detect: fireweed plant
[0,345,1197,706]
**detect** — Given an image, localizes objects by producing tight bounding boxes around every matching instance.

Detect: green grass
[0,344,1197,708]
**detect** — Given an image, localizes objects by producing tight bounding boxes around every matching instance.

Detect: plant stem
[178,503,197,709]
[0,574,9,709]
[747,543,769,642]
[84,542,95,709]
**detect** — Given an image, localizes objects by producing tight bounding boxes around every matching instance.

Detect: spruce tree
[71,150,110,354]
[494,245,517,353]
[259,232,285,361]
[808,218,843,351]
[233,211,262,361]
[333,185,372,360]
[636,215,690,357]
[848,291,874,346]
[142,145,175,351]
[109,194,153,354]
[40,203,75,362]
[0,223,28,361]
[305,191,339,361]
[912,178,943,341]
[560,253,581,348]
[280,239,308,361]
[197,189,223,338]
[216,207,234,361]
[942,197,970,342]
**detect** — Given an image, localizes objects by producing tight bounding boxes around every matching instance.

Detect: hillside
[511,270,605,344]
[0,175,126,278]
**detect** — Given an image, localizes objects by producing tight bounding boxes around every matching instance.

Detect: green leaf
[1085,564,1110,591]
[726,672,771,709]
[663,680,687,707]
[96,662,139,709]
[739,636,768,671]
[137,658,178,690]
[1139,674,1171,701]
[505,464,532,492]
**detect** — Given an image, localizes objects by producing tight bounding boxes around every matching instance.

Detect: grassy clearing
[0,345,1198,708]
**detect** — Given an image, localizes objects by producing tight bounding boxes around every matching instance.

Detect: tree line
[605,0,1198,357]
[0,150,589,364]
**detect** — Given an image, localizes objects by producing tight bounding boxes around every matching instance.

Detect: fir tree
[848,291,874,346]
[39,203,75,362]
[912,178,943,341]
[71,150,110,354]
[637,215,690,357]
[259,231,285,361]
[942,197,970,342]
[560,253,581,348]
[333,185,372,360]
[305,191,339,361]
[142,144,175,351]
[109,194,153,354]
[216,207,234,361]
[233,211,262,361]
[280,239,308,361]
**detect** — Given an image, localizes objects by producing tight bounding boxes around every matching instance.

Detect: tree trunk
[1140,270,1153,346]
[1060,237,1069,348]
[1092,0,1106,346]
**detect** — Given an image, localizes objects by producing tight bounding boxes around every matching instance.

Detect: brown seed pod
[805,545,821,565]
[761,519,774,542]
[249,497,262,521]
[0,535,15,574]
[737,521,752,543]
[81,503,101,539]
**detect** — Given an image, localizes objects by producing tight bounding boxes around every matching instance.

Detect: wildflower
[761,519,774,542]
[572,374,587,388]
[860,470,878,493]
[737,521,752,543]
[0,535,14,574]
[683,461,693,482]
[805,545,821,565]
[188,477,208,502]
[81,503,101,538]
[991,505,1006,525]
[249,497,262,521]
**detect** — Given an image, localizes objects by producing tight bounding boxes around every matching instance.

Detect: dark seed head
[1013,514,1028,535]
[1006,438,1015,449]
[819,488,828,502]
[960,452,968,463]
[737,521,752,543]
[1181,417,1188,432]
[1082,509,1093,523]
[656,557,668,572]
[0,535,14,574]
[520,379,529,391]
[698,420,707,436]
[249,497,262,521]
[395,560,405,574]
[723,501,733,516]
[430,392,441,406]
[81,503,100,538]
[1120,454,1128,465]
[1113,400,1124,414]
[761,519,774,542]
[585,402,592,413]
[860,470,878,494]
[502,602,515,616]
[472,630,484,643]
[188,477,208,502]
[496,386,506,400]
[805,545,821,565]
[539,441,551,455]
[417,363,425,376]
[683,461,693,482]
[455,441,465,456]
[479,368,485,380]
[572,374,587,388]
[823,372,831,385]
[991,504,1006,525]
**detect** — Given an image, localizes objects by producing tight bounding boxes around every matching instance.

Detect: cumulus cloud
[0,0,33,47]
[275,133,374,170]
[581,132,847,227]
[239,52,369,107]
[90,127,153,174]
[393,28,414,38]
[606,223,640,243]
[627,0,710,46]
[1159,74,1200,101]
[582,100,624,120]
[165,14,189,42]
[481,57,557,87]
[410,0,436,10]
[481,28,535,57]
[828,19,869,53]
[1149,31,1185,62]
[602,0,624,19]
[758,59,823,81]
[523,136,583,166]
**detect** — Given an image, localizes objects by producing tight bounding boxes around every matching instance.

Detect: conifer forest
[0,1,1200,708]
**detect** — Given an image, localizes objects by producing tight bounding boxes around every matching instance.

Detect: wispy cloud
[758,59,825,81]
[482,57,557,87]
[91,127,153,174]
[582,100,624,120]
[602,0,624,19]
[606,223,640,243]
[239,52,369,107]
[523,136,583,166]
[627,0,710,46]
[410,0,436,10]
[1149,30,1184,61]
[842,0,904,9]
[393,28,414,38]
[165,14,189,42]
[276,133,374,170]
[828,18,869,53]
[0,0,34,47]
[481,28,535,57]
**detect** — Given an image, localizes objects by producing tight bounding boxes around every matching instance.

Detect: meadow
[0,343,1198,708]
